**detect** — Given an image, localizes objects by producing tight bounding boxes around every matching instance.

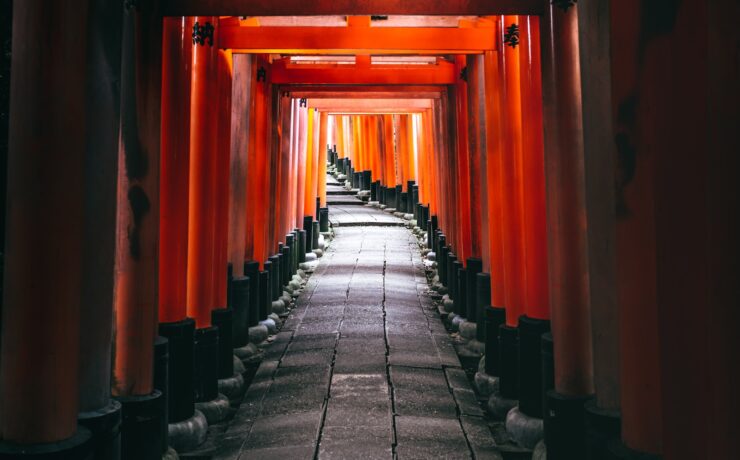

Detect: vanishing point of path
[215,204,501,459]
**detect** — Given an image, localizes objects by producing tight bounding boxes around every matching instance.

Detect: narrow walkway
[216,206,501,459]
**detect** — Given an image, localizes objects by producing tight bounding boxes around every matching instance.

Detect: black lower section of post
[400,192,408,213]
[447,254,459,301]
[541,332,555,410]
[429,215,438,251]
[193,326,219,403]
[518,315,551,418]
[544,391,592,460]
[319,207,329,232]
[465,258,483,321]
[484,306,506,375]
[267,255,280,301]
[244,261,261,327]
[585,399,621,460]
[0,429,93,460]
[395,185,402,210]
[498,324,519,399]
[158,318,195,423]
[312,221,320,249]
[259,269,270,321]
[475,273,491,341]
[117,391,164,460]
[455,266,467,317]
[153,336,169,453]
[362,170,372,191]
[303,216,314,251]
[297,230,307,263]
[437,239,448,286]
[231,277,250,347]
[226,263,233,309]
[212,308,234,379]
[281,246,291,286]
[605,440,661,460]
[78,401,122,460]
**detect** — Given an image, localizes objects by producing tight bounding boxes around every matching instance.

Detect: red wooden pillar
[483,49,507,309]
[454,56,472,264]
[520,17,550,321]
[187,15,219,328]
[213,49,232,310]
[499,16,527,327]
[318,111,329,207]
[160,16,191,324]
[1,0,89,449]
[541,3,594,457]
[295,103,307,227]
[228,54,252,279]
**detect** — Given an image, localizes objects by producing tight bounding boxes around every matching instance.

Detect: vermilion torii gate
[0,1,737,459]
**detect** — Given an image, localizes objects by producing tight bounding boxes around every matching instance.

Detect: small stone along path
[214,208,502,459]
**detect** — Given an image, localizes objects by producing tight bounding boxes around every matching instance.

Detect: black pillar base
[244,261,261,327]
[447,253,459,301]
[78,400,122,460]
[297,231,307,263]
[499,324,519,399]
[193,326,220,403]
[465,258,483,321]
[158,318,195,423]
[211,308,234,380]
[303,216,314,251]
[231,277,250,348]
[475,273,491,341]
[518,315,551,418]
[454,263,466,317]
[544,390,592,460]
[312,221,320,249]
[0,428,93,460]
[585,399,621,460]
[437,238,448,285]
[319,208,329,232]
[258,269,271,321]
[267,256,280,301]
[117,391,165,460]
[281,245,291,286]
[484,306,506,376]
[153,336,169,454]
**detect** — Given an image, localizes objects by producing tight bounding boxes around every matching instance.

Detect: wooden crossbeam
[220,25,496,54]
[271,58,457,85]
[162,1,543,16]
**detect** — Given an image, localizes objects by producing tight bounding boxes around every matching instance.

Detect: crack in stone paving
[215,209,502,460]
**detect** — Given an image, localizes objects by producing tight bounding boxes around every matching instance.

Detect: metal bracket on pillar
[192,22,215,46]
[459,66,468,82]
[299,98,307,108]
[257,67,266,82]
[551,0,577,11]
[503,23,520,48]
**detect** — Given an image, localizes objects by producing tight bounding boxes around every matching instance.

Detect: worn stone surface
[213,198,501,458]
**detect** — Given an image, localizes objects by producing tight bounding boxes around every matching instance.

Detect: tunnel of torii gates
[0,1,737,460]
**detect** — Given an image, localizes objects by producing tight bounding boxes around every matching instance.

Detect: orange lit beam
[221,26,496,54]
[163,0,543,16]
[284,86,443,99]
[271,58,456,85]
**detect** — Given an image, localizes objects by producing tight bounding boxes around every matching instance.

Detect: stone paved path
[328,205,405,227]
[215,215,501,459]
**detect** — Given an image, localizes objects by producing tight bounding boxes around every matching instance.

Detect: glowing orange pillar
[318,111,328,207]
[160,17,192,323]
[187,15,219,328]
[454,55,473,264]
[112,3,162,399]
[303,108,316,218]
[520,17,550,320]
[483,50,507,308]
[295,103,307,227]
[499,16,527,326]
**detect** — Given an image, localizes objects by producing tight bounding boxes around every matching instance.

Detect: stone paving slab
[216,204,499,459]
